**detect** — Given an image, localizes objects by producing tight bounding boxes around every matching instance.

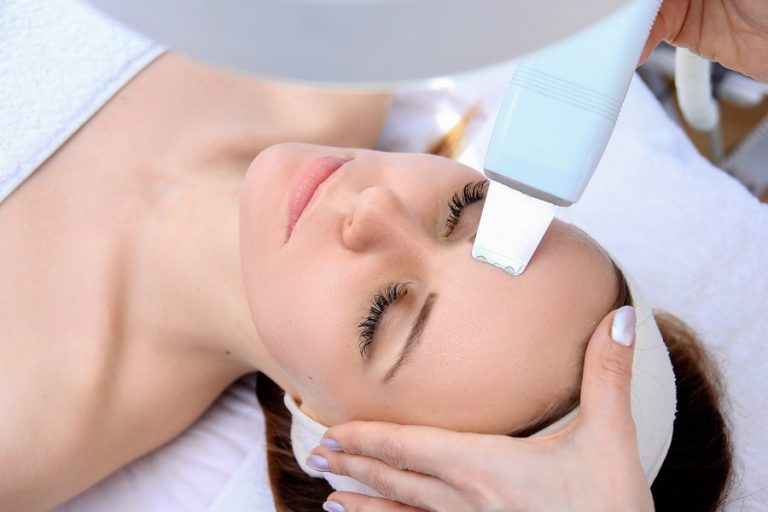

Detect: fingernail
[611,305,636,347]
[320,437,342,451]
[323,501,346,512]
[306,454,330,472]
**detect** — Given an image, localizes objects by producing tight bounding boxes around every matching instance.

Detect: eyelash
[356,180,488,360]
[358,282,409,360]
[444,179,489,235]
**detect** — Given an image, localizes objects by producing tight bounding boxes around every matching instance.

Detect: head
[240,142,621,435]
[241,141,731,511]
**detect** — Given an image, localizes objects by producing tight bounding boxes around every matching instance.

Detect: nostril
[341,208,362,251]
[343,186,404,250]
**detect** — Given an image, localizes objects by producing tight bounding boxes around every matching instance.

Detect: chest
[0,140,129,379]
[0,140,128,452]
[0,162,227,507]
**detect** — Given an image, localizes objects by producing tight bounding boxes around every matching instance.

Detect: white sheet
[59,63,768,511]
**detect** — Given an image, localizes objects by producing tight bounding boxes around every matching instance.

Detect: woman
[1,40,626,501]
[1,5,733,512]
[2,55,732,511]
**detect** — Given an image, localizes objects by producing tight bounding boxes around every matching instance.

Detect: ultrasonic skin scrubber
[473,0,662,275]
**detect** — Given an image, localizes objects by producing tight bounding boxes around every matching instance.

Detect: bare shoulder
[135,52,395,152]
[0,412,79,511]
[0,350,107,510]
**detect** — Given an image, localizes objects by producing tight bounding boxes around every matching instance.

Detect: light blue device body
[484,0,661,206]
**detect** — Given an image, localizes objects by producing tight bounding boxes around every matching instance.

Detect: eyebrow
[382,292,437,384]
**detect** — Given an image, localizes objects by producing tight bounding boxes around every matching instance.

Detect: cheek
[251,261,358,389]
[254,278,368,426]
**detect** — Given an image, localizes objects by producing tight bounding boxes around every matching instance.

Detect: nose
[342,186,416,252]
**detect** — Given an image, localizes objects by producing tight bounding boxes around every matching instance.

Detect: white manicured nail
[320,437,342,451]
[611,306,636,347]
[323,501,346,512]
[306,454,330,472]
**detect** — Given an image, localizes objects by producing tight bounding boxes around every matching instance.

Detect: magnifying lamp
[86,0,633,86]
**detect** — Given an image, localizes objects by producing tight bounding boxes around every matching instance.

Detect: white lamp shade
[88,0,631,88]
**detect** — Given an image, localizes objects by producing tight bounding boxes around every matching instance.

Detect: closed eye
[444,179,488,236]
[358,282,409,361]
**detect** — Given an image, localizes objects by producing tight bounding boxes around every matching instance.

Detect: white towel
[0,0,166,204]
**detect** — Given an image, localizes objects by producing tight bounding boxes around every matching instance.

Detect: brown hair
[256,373,333,510]
[650,312,732,511]
[255,111,731,510]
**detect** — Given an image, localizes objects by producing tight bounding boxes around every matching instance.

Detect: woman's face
[240,143,618,434]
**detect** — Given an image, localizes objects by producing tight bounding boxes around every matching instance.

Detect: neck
[121,143,296,396]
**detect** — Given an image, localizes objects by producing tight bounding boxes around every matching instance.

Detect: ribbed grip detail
[510,65,621,121]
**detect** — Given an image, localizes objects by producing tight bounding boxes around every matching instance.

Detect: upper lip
[286,156,351,240]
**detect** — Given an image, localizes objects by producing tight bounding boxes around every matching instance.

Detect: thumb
[638,14,667,65]
[578,306,637,429]
[638,1,681,66]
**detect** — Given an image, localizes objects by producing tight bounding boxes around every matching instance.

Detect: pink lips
[286,155,350,239]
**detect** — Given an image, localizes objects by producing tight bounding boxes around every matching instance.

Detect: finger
[311,446,465,511]
[639,0,692,65]
[638,12,669,65]
[578,306,636,431]
[321,421,480,480]
[324,492,424,512]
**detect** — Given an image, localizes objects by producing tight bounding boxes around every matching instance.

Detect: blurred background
[638,43,768,203]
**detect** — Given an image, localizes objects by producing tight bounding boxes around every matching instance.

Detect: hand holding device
[640,0,768,82]
[473,0,662,275]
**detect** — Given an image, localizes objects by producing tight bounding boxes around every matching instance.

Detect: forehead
[347,221,618,433]
[380,150,484,180]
